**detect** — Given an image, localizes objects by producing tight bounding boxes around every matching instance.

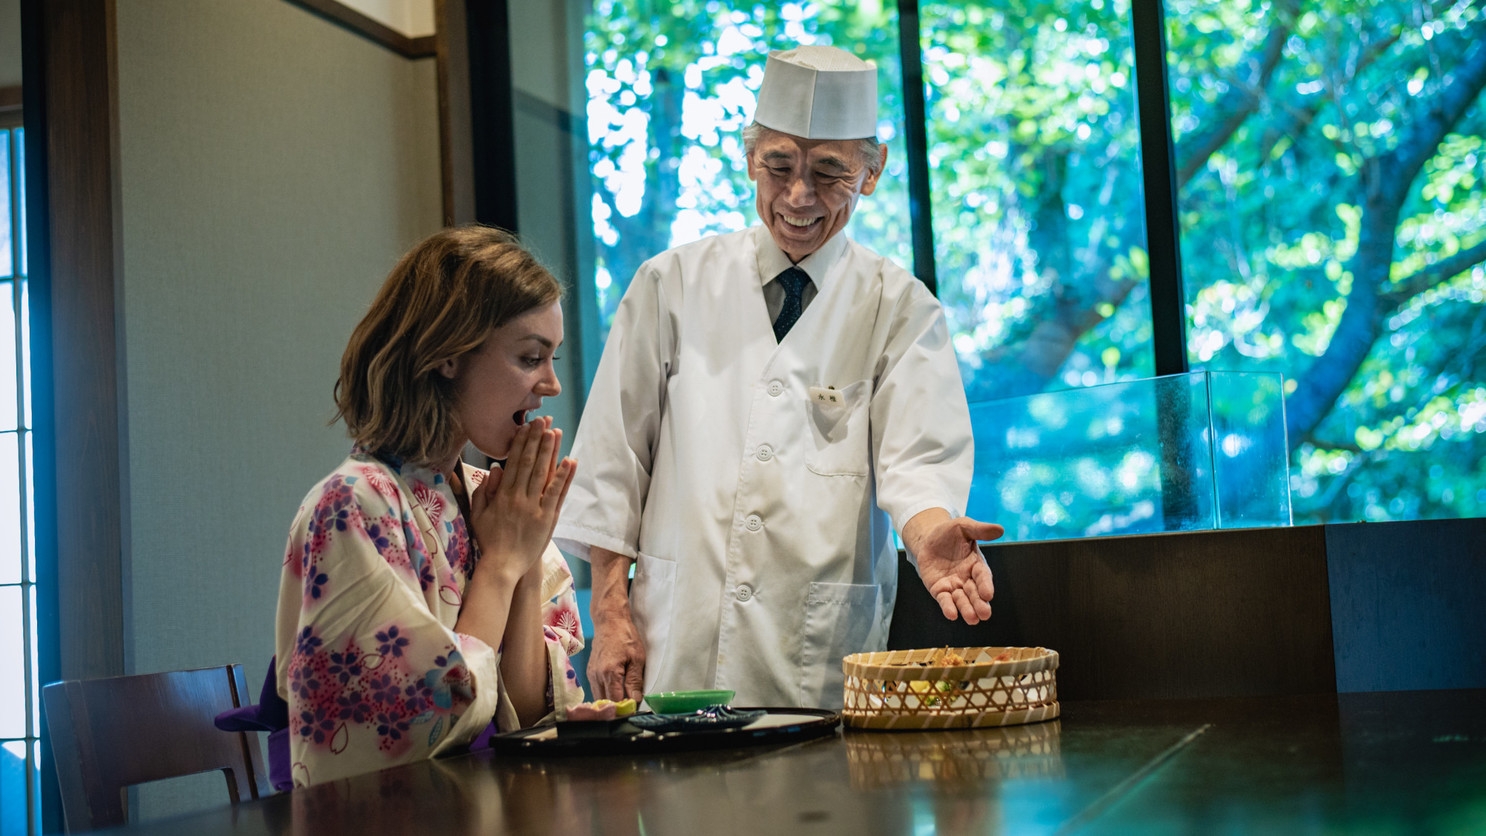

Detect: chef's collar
[754,225,847,292]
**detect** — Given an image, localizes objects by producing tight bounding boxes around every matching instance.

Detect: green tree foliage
[581,0,1486,527]
[1168,0,1486,521]
[919,0,1154,403]
[583,1,906,332]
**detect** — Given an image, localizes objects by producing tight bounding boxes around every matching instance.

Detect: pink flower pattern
[275,450,585,787]
[544,594,585,657]
[411,480,447,526]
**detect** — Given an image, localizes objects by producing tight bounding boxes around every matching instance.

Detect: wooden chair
[43,664,271,832]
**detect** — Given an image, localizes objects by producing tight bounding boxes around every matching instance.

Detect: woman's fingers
[513,418,557,496]
[498,418,543,498]
[527,423,559,495]
[515,419,545,494]
[541,458,576,518]
[492,420,572,533]
[555,458,576,509]
[545,428,563,486]
[497,421,532,492]
[538,460,573,540]
[471,465,500,517]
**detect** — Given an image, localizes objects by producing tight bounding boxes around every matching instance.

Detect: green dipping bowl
[643,690,735,714]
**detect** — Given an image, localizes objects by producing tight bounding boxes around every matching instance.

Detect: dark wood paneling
[1327,517,1486,692]
[284,0,436,58]
[24,0,128,830]
[27,0,127,683]
[0,86,21,127]
[890,526,1337,700]
[463,0,518,232]
[435,0,519,232]
[435,0,475,226]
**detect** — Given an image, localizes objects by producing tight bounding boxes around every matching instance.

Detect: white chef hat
[753,45,879,140]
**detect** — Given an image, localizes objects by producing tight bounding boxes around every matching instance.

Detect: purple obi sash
[213,657,292,793]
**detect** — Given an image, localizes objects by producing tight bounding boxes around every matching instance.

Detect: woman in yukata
[274,225,586,787]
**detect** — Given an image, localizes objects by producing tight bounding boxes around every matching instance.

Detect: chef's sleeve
[869,285,974,564]
[553,263,673,562]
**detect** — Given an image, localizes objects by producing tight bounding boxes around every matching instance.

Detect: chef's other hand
[588,612,646,704]
[904,511,1003,625]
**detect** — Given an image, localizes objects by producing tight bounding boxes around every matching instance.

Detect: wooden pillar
[21,0,127,827]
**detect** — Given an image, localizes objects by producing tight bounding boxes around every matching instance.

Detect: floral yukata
[275,450,585,788]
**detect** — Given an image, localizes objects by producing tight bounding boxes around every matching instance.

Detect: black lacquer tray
[488,707,840,755]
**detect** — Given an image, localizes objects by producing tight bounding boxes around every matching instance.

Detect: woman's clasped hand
[468,416,576,587]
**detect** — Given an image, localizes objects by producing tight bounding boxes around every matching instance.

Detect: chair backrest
[43,664,270,832]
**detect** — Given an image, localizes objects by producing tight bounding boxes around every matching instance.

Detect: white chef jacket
[554,225,972,709]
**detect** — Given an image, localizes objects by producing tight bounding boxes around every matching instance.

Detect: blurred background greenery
[578,0,1485,532]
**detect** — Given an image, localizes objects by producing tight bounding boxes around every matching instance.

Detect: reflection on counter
[843,720,1064,789]
[426,748,813,836]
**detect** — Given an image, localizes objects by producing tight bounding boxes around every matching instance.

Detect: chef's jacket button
[744,514,763,532]
[735,585,754,602]
[756,445,774,462]
[767,380,784,397]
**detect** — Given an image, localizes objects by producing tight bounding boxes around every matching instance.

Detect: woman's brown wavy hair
[334,225,563,468]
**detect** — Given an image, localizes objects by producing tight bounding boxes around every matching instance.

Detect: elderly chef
[554,44,1003,709]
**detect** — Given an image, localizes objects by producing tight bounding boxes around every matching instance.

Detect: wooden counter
[104,689,1486,835]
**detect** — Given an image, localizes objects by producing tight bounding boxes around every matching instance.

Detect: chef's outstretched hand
[904,511,1003,625]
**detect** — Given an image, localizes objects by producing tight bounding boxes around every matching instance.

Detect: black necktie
[773,267,809,342]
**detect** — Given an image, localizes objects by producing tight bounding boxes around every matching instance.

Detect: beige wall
[0,0,19,88]
[111,0,441,817]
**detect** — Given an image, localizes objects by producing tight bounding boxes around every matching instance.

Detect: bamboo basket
[842,646,1059,730]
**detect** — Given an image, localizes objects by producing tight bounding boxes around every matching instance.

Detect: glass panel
[0,587,24,739]
[966,371,1290,542]
[1,281,14,431]
[583,2,909,342]
[18,281,26,431]
[918,0,1153,404]
[23,434,32,584]
[14,129,24,278]
[0,740,38,836]
[0,438,18,586]
[1209,371,1292,528]
[1166,0,1486,524]
[0,131,11,279]
[29,586,39,736]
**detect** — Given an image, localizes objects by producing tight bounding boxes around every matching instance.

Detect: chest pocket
[805,378,871,478]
